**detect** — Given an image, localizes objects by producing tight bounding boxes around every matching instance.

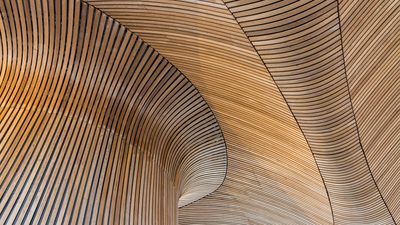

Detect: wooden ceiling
[84,0,333,224]
[0,1,226,224]
[225,0,396,223]
[1,0,399,224]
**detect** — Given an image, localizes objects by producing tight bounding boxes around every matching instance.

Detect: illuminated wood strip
[84,0,333,224]
[0,1,226,224]
[223,0,395,224]
[339,0,400,223]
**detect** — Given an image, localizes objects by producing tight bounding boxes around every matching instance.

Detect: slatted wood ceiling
[0,1,227,224]
[223,0,396,224]
[339,0,400,223]
[84,0,333,224]
[1,0,399,224]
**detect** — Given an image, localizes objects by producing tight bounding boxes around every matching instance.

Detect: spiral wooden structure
[1,0,399,224]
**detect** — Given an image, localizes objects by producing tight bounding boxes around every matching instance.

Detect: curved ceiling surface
[0,1,226,224]
[1,0,400,224]
[84,0,335,223]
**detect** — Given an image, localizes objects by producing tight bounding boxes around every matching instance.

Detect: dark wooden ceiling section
[0,1,227,224]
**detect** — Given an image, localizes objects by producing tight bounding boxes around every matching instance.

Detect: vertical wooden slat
[0,1,227,224]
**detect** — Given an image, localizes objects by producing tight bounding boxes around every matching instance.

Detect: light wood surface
[1,0,399,224]
[340,0,400,223]
[85,0,333,224]
[86,0,400,224]
[0,1,227,224]
[225,0,399,224]
[224,0,397,224]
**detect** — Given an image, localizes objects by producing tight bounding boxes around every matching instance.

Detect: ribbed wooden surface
[2,0,399,224]
[224,0,396,224]
[339,0,400,223]
[0,1,227,224]
[85,0,333,224]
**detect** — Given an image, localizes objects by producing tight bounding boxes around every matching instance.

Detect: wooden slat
[224,0,396,224]
[0,1,227,224]
[4,0,397,224]
[84,0,333,224]
[339,0,400,223]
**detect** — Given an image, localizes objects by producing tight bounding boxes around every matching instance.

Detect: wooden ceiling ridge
[223,0,398,224]
[2,0,399,224]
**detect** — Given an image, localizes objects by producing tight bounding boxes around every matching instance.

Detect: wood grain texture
[2,0,398,224]
[223,0,396,224]
[339,0,400,223]
[84,0,333,224]
[0,1,227,224]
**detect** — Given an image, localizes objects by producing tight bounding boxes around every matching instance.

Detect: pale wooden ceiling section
[85,0,333,224]
[339,0,400,223]
[1,0,399,224]
[224,0,397,224]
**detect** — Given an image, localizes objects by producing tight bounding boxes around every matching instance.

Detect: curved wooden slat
[4,0,398,224]
[84,0,333,224]
[339,0,400,223]
[223,0,396,224]
[0,1,227,224]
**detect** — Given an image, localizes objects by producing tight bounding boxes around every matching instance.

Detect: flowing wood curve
[339,0,400,223]
[84,0,333,224]
[1,0,399,224]
[223,0,397,224]
[0,1,227,224]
